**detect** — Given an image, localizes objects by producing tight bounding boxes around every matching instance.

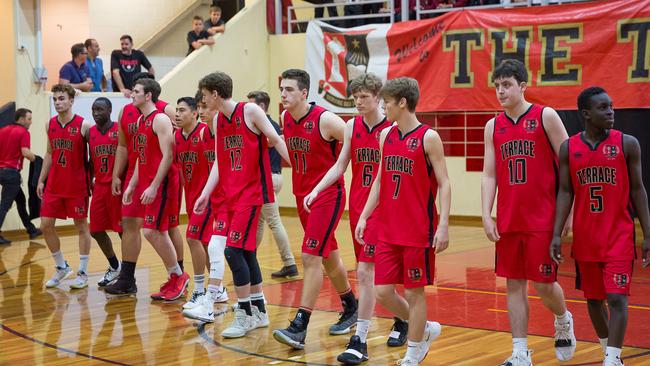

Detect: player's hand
[642,237,650,268]
[482,217,500,242]
[36,182,44,199]
[111,176,122,196]
[141,185,157,205]
[561,220,572,238]
[550,235,564,265]
[355,218,367,245]
[194,193,209,214]
[303,190,319,213]
[121,89,132,98]
[122,185,134,205]
[433,224,449,254]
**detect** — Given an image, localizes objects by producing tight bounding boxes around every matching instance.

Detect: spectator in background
[204,5,226,35]
[0,108,40,244]
[110,35,154,98]
[85,38,106,92]
[59,43,93,92]
[187,16,215,55]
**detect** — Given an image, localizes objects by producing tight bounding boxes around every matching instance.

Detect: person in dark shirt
[110,34,154,97]
[187,16,214,55]
[247,90,298,278]
[59,43,93,92]
[204,5,226,35]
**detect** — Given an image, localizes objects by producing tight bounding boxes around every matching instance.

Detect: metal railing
[287,0,394,34]
[416,0,594,20]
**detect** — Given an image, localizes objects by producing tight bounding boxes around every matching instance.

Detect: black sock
[238,299,252,316]
[252,298,265,313]
[121,261,136,280]
[107,255,119,270]
[178,260,184,272]
[339,289,357,310]
[294,308,312,330]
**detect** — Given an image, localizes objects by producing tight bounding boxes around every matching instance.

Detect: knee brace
[243,250,263,286]
[207,235,226,280]
[224,246,250,286]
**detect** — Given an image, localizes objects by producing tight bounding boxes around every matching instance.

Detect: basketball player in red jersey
[482,59,575,365]
[88,97,122,287]
[37,84,93,290]
[172,96,227,322]
[551,87,650,366]
[303,73,406,363]
[195,71,289,338]
[273,69,358,350]
[356,77,450,366]
[106,72,180,295]
[121,78,189,300]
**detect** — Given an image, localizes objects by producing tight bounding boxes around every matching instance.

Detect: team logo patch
[230,231,242,242]
[169,215,178,224]
[189,225,199,234]
[145,215,155,224]
[363,244,375,257]
[356,133,361,139]
[573,152,583,158]
[539,264,553,278]
[192,136,199,145]
[305,238,320,249]
[613,273,629,288]
[304,121,314,133]
[235,117,242,128]
[497,127,507,134]
[110,131,119,139]
[215,220,226,231]
[145,119,152,128]
[69,126,79,136]
[603,144,618,159]
[74,206,85,215]
[524,119,538,132]
[408,268,422,281]
[406,137,419,152]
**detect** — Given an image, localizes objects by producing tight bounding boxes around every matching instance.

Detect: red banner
[306,0,650,112]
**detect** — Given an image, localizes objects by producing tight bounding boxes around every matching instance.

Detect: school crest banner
[305,0,650,112]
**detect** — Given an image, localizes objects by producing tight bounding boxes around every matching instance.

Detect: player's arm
[123,160,138,205]
[21,147,35,162]
[112,110,128,195]
[246,103,290,163]
[356,128,389,245]
[481,118,500,242]
[424,129,451,253]
[624,135,650,268]
[320,111,346,142]
[550,140,573,264]
[194,114,220,214]
[305,118,353,211]
[141,114,174,204]
[37,120,52,198]
[164,104,175,121]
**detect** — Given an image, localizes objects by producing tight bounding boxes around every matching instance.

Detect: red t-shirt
[215,102,274,209]
[283,103,344,197]
[493,104,557,233]
[379,124,438,247]
[569,129,635,262]
[46,114,90,197]
[89,122,119,184]
[0,124,30,170]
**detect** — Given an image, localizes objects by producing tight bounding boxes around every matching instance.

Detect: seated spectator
[187,16,215,55]
[59,43,93,92]
[84,38,106,92]
[110,35,154,98]
[204,5,226,35]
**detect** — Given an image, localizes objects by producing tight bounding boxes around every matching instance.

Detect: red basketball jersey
[379,124,438,247]
[283,103,344,196]
[568,130,635,262]
[136,110,178,185]
[349,115,390,217]
[216,102,274,208]
[46,114,90,197]
[175,122,211,210]
[493,104,557,233]
[89,123,119,184]
[120,100,168,181]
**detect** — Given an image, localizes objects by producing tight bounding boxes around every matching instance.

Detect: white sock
[599,338,608,354]
[555,311,570,323]
[193,274,205,293]
[405,340,421,359]
[606,346,622,360]
[513,338,528,352]
[167,263,182,276]
[52,251,66,268]
[355,319,371,343]
[78,255,89,273]
[207,284,222,301]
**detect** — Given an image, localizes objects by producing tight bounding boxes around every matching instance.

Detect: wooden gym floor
[1,216,649,365]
